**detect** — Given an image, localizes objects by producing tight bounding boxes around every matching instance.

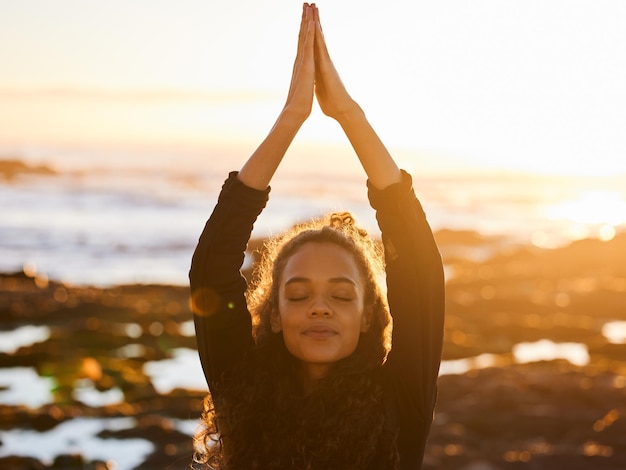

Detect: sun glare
[545,191,626,231]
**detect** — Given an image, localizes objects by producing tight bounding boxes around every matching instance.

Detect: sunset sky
[1,0,626,176]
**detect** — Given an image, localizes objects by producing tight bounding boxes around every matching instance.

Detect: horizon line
[0,86,281,103]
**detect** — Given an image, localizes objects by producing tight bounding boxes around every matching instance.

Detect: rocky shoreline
[1,231,625,469]
[0,159,56,181]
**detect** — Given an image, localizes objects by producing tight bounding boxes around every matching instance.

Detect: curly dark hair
[193,212,399,469]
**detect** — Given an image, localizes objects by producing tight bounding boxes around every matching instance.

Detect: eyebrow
[284,276,357,287]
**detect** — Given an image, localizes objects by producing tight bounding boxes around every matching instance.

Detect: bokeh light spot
[599,224,616,242]
[53,287,69,303]
[583,441,614,457]
[555,292,570,308]
[125,323,143,339]
[190,288,220,317]
[480,285,496,300]
[81,357,103,381]
[148,322,163,336]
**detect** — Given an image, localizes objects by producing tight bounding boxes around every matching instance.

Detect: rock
[50,454,84,468]
[0,456,46,470]
[0,159,55,180]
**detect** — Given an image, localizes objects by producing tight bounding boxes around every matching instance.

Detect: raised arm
[312,5,401,190]
[238,3,316,190]
[191,4,316,390]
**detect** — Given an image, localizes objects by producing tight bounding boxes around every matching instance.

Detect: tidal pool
[0,325,50,354]
[439,340,590,376]
[512,340,590,366]
[143,347,207,394]
[0,367,54,408]
[0,417,154,470]
[602,321,626,344]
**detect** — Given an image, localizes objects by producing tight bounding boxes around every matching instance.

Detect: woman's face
[272,242,369,380]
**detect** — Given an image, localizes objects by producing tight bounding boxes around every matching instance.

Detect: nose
[307,297,333,317]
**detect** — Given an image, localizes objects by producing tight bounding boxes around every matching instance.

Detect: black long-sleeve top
[190,170,445,469]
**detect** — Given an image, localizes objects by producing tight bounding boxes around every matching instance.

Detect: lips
[302,325,338,339]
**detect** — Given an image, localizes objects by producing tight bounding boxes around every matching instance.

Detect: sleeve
[367,170,445,421]
[189,171,270,396]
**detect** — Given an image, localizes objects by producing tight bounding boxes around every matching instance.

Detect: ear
[360,307,372,333]
[270,309,282,333]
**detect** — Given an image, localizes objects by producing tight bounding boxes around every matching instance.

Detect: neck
[300,363,330,391]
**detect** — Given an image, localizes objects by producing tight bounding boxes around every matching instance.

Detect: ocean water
[2,145,626,287]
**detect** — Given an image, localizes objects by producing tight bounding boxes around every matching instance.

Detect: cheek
[342,310,367,339]
[275,303,302,332]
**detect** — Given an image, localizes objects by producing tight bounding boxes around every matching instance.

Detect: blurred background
[1,0,625,468]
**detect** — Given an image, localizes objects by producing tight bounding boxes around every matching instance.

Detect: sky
[1,0,626,176]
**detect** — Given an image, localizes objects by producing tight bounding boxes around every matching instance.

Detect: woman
[189,4,445,469]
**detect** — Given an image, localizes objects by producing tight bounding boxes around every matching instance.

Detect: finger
[297,4,309,54]
[312,6,330,59]
[300,18,316,75]
[288,18,315,101]
[314,18,331,69]
[290,5,312,90]
[298,17,315,68]
[305,17,315,60]
[296,5,314,63]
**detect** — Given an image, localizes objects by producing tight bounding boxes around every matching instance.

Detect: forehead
[281,242,361,282]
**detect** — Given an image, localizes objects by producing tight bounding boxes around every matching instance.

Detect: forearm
[336,107,401,190]
[238,110,305,190]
